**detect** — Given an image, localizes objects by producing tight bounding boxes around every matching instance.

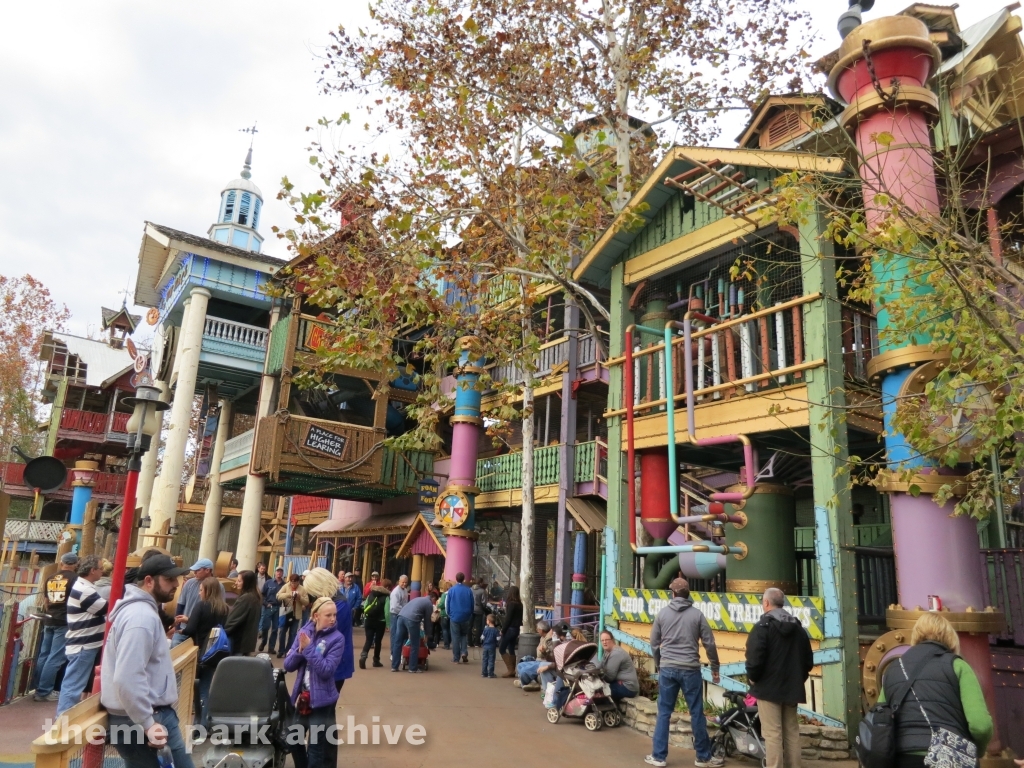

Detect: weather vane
[239,123,258,149]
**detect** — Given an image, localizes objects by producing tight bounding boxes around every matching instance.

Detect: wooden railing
[573,439,606,484]
[204,316,269,349]
[0,462,126,499]
[59,409,107,434]
[841,305,878,382]
[605,293,825,417]
[252,415,384,485]
[110,412,130,433]
[32,642,198,768]
[221,427,255,469]
[477,444,561,492]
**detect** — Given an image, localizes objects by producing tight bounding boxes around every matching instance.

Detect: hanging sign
[303,424,348,459]
[435,489,471,528]
[612,587,825,640]
[418,479,439,509]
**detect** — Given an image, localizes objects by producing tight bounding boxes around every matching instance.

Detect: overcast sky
[0,0,1006,339]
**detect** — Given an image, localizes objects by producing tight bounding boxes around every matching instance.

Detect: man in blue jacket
[341,573,363,627]
[445,572,475,664]
[258,567,284,653]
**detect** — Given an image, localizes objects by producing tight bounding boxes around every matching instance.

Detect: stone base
[799,724,852,760]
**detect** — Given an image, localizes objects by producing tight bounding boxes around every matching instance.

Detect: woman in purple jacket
[284,596,345,768]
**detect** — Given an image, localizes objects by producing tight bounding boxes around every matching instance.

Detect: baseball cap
[61,553,80,566]
[138,554,189,579]
[275,566,284,573]
[669,577,689,593]
[189,558,214,572]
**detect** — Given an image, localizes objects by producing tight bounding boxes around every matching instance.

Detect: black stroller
[711,690,766,766]
[544,640,622,731]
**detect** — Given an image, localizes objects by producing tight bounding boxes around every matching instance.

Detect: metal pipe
[636,543,743,556]
[625,326,637,552]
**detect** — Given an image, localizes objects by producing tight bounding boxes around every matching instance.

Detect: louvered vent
[222,191,236,222]
[252,198,262,230]
[765,111,802,148]
[239,192,252,226]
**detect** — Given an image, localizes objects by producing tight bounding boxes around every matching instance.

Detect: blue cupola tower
[208,148,264,253]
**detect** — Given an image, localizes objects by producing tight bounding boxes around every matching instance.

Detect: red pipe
[106,469,139,621]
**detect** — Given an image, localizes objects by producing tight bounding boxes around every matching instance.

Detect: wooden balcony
[248,415,433,500]
[474,440,607,508]
[57,407,131,444]
[0,461,127,503]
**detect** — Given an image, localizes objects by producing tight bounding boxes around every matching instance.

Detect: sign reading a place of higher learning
[612,588,825,640]
[303,424,348,459]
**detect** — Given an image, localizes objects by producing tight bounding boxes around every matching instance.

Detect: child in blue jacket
[480,614,500,678]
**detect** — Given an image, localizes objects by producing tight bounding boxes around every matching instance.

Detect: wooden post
[605,261,634,589]
[80,501,98,557]
[798,213,860,730]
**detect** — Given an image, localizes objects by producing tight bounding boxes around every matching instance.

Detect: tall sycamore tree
[283,0,810,626]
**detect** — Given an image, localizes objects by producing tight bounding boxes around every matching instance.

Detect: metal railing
[841,305,878,382]
[203,316,269,349]
[981,549,1024,644]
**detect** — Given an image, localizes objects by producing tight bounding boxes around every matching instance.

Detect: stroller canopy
[553,640,598,671]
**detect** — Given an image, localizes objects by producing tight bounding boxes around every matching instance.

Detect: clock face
[435,491,470,528]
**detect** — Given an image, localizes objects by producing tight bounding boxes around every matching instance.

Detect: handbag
[201,626,232,664]
[855,654,929,768]
[899,658,978,768]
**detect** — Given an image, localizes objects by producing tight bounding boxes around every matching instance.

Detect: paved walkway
[0,628,858,768]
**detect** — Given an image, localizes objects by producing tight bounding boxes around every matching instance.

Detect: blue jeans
[391,616,422,671]
[499,626,519,656]
[291,704,337,768]
[279,617,299,655]
[652,667,711,762]
[108,706,195,768]
[449,618,470,661]
[35,625,68,696]
[56,647,98,715]
[440,617,451,648]
[170,633,189,648]
[258,606,278,651]
[517,659,544,685]
[609,680,637,701]
[482,648,496,676]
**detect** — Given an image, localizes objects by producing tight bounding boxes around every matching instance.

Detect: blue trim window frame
[223,190,237,223]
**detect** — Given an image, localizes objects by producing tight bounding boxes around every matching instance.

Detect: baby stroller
[400,638,430,670]
[711,690,766,766]
[545,640,621,731]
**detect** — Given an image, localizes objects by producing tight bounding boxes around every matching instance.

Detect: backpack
[201,625,232,665]
[856,653,929,768]
[364,592,382,617]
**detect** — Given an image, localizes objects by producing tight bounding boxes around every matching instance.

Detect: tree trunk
[520,376,536,632]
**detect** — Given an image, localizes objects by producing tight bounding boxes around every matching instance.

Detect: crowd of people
[34,554,1003,768]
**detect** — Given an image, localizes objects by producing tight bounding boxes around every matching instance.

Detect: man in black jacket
[745,588,813,768]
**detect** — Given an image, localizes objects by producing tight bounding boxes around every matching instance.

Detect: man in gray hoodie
[102,554,192,768]
[645,578,722,768]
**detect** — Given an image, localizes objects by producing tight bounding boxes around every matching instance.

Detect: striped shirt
[66,578,107,654]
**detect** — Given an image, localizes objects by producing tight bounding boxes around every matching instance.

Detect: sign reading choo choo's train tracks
[613,588,825,640]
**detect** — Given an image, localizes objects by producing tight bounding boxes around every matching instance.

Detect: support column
[798,210,860,729]
[69,461,99,550]
[569,529,586,624]
[440,338,483,582]
[554,300,580,617]
[605,262,634,589]
[829,18,1006,753]
[135,379,168,519]
[147,288,211,536]
[237,308,281,571]
[410,553,424,598]
[199,399,232,563]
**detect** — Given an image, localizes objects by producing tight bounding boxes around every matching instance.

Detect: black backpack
[856,654,928,768]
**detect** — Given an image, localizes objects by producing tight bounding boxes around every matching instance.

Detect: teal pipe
[598,527,607,660]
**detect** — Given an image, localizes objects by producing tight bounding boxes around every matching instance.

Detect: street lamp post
[107,384,169,608]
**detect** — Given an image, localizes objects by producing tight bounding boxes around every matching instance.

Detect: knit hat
[303,567,340,599]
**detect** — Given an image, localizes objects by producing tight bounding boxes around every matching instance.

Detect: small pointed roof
[100,305,141,333]
[222,147,263,198]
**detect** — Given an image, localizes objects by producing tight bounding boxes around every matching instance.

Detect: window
[239,192,251,226]
[252,198,262,230]
[232,229,250,249]
[222,191,236,222]
[213,227,229,243]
